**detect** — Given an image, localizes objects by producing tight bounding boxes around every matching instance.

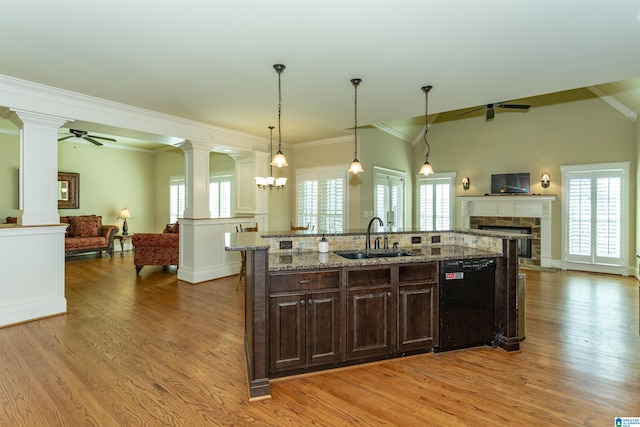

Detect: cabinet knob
[300,300,305,305]
[387,291,392,297]
[299,279,311,284]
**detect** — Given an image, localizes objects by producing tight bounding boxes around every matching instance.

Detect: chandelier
[256,126,287,190]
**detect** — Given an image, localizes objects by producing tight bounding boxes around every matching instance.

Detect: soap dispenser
[318,235,329,253]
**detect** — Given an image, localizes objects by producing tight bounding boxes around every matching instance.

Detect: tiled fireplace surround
[459,195,556,268]
[470,216,541,265]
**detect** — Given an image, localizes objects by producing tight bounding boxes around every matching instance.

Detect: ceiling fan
[58,129,116,146]
[457,102,531,121]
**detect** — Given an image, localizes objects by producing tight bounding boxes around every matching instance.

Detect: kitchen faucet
[365,216,384,250]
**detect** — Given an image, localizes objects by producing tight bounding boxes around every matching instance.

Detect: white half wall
[0,225,67,327]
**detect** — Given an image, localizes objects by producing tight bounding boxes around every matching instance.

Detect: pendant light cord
[277,68,283,153]
[422,85,432,158]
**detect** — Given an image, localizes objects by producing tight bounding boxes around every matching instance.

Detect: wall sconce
[541,173,550,188]
[462,177,470,190]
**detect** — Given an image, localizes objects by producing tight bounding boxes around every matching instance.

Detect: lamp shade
[348,159,364,174]
[270,151,288,167]
[418,162,434,176]
[118,208,132,219]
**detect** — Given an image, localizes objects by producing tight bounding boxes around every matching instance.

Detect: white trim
[587,86,638,122]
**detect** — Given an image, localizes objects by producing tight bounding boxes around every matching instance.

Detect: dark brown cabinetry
[269,270,342,373]
[397,263,438,352]
[346,267,395,360]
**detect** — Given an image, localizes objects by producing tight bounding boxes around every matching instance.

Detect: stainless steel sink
[335,250,417,259]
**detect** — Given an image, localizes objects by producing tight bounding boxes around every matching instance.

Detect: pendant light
[418,85,434,176]
[255,126,287,190]
[270,64,288,168]
[348,78,364,174]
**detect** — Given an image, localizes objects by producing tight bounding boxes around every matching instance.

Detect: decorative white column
[8,109,71,225]
[178,140,212,219]
[0,109,69,326]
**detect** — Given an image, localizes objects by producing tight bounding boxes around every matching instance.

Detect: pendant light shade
[271,64,288,168]
[349,78,364,174]
[419,85,434,176]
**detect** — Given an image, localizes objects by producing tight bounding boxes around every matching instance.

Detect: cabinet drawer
[398,263,437,283]
[347,267,392,288]
[270,270,340,293]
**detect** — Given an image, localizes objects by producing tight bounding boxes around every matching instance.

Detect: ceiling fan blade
[58,135,74,142]
[497,103,530,110]
[455,106,484,118]
[84,136,104,146]
[486,107,495,121]
[87,134,116,142]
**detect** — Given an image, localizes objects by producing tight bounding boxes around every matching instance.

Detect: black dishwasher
[437,258,496,352]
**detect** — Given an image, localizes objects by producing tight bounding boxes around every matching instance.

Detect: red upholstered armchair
[132,223,179,274]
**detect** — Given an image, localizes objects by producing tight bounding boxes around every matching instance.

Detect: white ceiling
[1,0,639,146]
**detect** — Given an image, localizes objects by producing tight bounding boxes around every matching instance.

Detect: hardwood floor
[1,253,638,426]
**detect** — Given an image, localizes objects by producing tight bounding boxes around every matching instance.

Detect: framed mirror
[58,172,79,209]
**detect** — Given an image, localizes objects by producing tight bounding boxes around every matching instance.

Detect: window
[169,177,185,223]
[169,172,234,222]
[296,167,347,233]
[417,173,455,231]
[209,172,233,218]
[562,162,628,267]
[373,167,406,231]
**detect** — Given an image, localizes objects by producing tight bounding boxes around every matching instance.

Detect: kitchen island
[226,229,528,400]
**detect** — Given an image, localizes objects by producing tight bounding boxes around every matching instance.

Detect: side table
[114,234,134,256]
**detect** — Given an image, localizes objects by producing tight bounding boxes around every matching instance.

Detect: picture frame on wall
[58,172,79,209]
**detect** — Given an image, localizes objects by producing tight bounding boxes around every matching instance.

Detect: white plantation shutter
[374,168,405,231]
[595,173,621,263]
[418,174,453,231]
[563,164,626,267]
[169,177,185,223]
[567,174,592,262]
[296,168,346,233]
[210,173,233,217]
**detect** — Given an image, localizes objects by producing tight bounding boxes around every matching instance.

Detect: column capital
[177,139,215,153]
[7,108,72,129]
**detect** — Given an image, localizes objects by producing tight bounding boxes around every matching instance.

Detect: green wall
[417,88,637,263]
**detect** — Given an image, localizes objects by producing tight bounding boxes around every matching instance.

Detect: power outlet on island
[279,240,293,249]
[411,236,421,244]
[431,235,441,243]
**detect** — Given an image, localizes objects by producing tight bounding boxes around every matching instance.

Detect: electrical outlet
[279,240,292,249]
[431,235,441,243]
[411,236,421,244]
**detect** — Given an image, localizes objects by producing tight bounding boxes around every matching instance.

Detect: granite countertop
[225,231,269,251]
[268,245,502,272]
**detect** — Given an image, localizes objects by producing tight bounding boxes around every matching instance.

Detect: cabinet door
[347,286,395,360]
[270,293,305,372]
[306,290,342,366]
[398,283,438,352]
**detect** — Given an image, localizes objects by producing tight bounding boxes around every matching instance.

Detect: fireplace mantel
[459,195,556,267]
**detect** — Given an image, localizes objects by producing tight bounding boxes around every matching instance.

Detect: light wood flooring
[1,253,638,426]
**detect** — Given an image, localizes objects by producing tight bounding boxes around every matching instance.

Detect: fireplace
[459,195,556,268]
[477,224,532,258]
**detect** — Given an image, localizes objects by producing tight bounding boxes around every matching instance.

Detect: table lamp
[118,207,132,235]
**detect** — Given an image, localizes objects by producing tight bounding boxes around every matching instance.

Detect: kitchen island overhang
[226,229,529,400]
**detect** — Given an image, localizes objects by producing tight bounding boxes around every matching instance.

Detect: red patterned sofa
[132,223,179,274]
[5,215,118,257]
